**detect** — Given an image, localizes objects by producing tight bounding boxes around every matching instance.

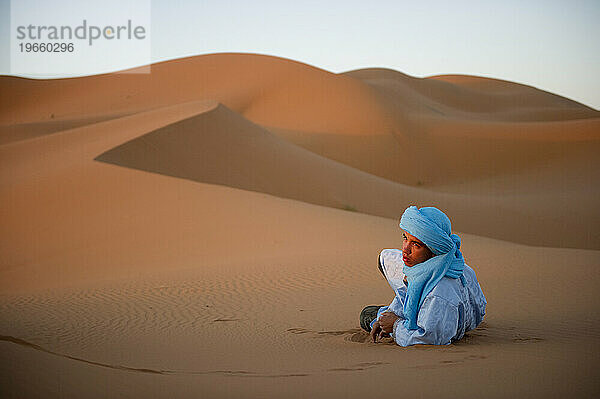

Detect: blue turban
[399,206,465,330]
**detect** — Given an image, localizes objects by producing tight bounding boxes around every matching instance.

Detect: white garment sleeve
[392,295,459,346]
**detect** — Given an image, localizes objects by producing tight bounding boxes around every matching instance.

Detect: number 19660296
[19,42,74,52]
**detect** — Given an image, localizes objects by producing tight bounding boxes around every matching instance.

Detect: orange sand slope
[1,54,599,398]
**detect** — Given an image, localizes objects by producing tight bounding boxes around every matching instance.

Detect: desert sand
[1,53,599,398]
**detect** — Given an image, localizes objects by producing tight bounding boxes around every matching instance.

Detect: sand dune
[1,54,599,398]
[0,54,390,136]
[345,68,598,121]
[3,53,597,191]
[268,117,600,189]
[92,103,598,249]
[3,53,596,133]
[331,68,600,186]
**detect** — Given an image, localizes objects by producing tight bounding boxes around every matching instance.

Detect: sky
[1,0,599,109]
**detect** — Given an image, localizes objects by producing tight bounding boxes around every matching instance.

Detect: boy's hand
[370,320,391,342]
[378,312,399,334]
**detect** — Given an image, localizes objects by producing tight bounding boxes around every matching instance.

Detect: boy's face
[401,231,434,267]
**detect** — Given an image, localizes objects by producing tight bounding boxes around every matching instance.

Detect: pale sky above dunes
[1,0,598,110]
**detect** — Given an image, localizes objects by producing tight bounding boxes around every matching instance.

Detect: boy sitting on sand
[360,206,487,346]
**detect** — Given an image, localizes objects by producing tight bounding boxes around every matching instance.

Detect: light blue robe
[375,249,487,346]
